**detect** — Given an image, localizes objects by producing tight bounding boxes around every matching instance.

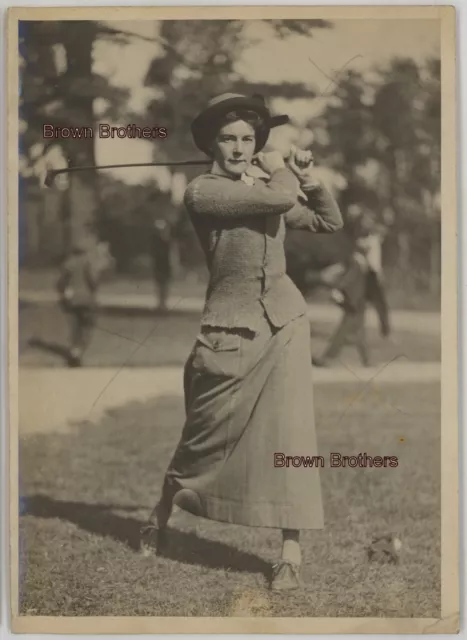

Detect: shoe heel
[140,524,168,557]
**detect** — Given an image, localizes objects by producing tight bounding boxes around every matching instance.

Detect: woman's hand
[254,150,286,175]
[287,145,319,187]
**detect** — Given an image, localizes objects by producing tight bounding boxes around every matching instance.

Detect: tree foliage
[19,20,441,299]
[139,20,331,164]
[19,21,131,251]
[308,56,441,292]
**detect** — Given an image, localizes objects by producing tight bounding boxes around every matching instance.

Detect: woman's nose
[233,141,243,154]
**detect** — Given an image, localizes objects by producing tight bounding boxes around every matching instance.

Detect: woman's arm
[284,180,344,233]
[282,147,343,232]
[184,168,298,219]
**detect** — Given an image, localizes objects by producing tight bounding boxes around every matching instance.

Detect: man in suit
[151,218,172,311]
[356,212,391,338]
[57,234,112,366]
[313,245,371,367]
[312,209,391,367]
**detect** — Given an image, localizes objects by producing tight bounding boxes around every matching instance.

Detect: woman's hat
[191,93,289,156]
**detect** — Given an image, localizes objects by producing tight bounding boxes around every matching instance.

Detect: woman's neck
[210,161,247,180]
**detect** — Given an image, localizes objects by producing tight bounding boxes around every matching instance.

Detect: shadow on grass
[21,299,202,319]
[23,494,270,576]
[100,306,201,318]
[28,337,70,361]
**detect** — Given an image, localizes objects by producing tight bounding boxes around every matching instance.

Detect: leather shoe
[140,523,169,557]
[270,560,302,591]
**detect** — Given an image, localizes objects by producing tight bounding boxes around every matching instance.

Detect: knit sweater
[184,167,343,332]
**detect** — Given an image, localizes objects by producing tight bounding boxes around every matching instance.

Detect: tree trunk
[62,22,100,248]
[397,232,411,287]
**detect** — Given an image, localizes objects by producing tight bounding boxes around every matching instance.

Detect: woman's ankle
[148,501,171,529]
[281,529,302,566]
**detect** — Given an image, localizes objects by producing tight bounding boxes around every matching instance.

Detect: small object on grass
[367,533,402,564]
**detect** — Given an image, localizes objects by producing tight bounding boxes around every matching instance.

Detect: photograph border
[7,4,459,634]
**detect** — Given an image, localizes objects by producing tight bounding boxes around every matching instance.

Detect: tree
[140,20,332,169]
[134,19,337,286]
[310,56,441,295]
[20,19,332,262]
[19,20,130,257]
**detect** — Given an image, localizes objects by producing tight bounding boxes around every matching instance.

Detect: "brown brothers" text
[274,452,398,468]
[43,124,168,139]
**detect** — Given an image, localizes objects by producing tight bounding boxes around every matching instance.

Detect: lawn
[19,304,440,369]
[18,382,441,618]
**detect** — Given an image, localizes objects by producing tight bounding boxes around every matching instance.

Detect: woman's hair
[206,109,265,149]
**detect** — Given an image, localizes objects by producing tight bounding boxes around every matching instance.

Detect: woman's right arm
[184,169,298,219]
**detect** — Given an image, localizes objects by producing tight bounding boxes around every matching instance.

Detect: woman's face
[211,119,256,177]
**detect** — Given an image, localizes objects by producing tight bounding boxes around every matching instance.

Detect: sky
[88,18,440,187]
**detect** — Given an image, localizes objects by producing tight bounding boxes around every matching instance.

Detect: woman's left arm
[282,147,343,232]
[284,180,344,233]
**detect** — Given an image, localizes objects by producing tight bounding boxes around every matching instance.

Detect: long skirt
[161,312,324,530]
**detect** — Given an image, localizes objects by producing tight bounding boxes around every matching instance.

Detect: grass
[19,304,440,369]
[19,383,440,618]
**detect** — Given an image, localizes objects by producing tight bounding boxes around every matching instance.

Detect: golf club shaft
[44,153,312,187]
[44,159,212,187]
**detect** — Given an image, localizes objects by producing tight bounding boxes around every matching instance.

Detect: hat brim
[191,96,289,156]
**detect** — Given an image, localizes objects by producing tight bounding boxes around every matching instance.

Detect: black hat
[191,93,289,156]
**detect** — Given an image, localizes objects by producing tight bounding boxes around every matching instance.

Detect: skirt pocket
[193,328,244,378]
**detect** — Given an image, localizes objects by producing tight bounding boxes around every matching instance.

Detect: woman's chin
[226,162,247,176]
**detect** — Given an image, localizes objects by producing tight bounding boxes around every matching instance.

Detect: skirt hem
[174,488,325,530]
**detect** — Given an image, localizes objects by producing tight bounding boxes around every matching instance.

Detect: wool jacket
[184,167,343,332]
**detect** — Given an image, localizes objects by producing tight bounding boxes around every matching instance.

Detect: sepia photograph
[7,5,458,635]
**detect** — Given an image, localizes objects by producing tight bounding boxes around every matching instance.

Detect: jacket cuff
[300,178,323,191]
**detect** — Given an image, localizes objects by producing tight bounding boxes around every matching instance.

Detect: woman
[142,93,343,590]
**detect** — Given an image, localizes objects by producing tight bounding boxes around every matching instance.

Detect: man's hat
[191,93,289,156]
